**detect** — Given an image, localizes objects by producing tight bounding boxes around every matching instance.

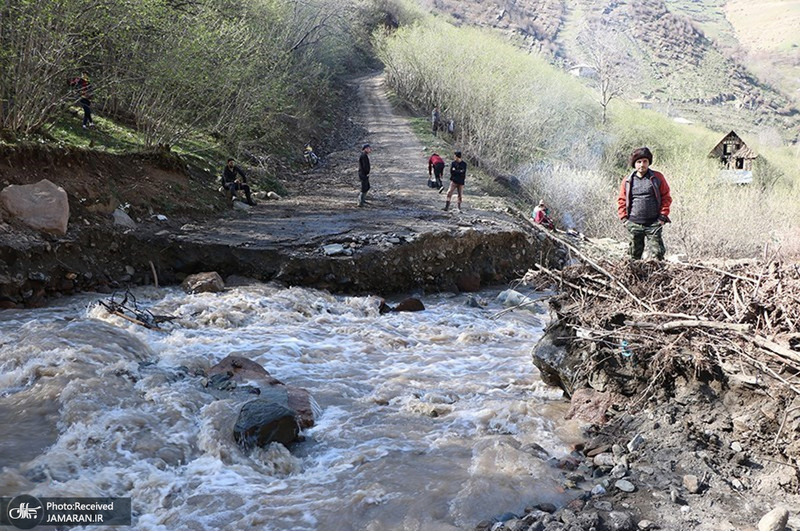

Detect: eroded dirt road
[176,73,522,255]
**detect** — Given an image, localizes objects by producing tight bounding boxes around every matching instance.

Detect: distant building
[709,131,758,184]
[568,64,596,78]
[633,98,653,109]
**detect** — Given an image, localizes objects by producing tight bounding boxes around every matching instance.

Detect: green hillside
[419,0,800,145]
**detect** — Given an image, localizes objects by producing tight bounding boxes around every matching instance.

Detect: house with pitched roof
[709,131,758,184]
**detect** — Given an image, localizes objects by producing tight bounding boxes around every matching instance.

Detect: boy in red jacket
[617,147,672,260]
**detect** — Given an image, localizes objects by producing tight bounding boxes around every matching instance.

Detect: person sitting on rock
[221,158,255,206]
[532,200,555,230]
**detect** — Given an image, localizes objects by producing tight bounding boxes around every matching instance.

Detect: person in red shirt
[69,72,94,128]
[532,200,555,230]
[427,152,445,190]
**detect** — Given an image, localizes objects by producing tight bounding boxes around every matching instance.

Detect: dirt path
[177,73,517,254]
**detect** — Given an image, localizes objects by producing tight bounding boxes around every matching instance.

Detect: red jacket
[617,169,672,222]
[428,154,444,174]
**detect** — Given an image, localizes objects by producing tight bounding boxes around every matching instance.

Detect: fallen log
[624,320,752,333]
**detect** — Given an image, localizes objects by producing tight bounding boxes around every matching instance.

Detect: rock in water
[182,272,225,294]
[234,398,299,448]
[394,298,424,312]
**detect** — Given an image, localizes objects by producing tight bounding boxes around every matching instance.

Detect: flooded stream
[0,283,578,530]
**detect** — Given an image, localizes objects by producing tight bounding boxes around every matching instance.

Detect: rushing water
[0,283,579,530]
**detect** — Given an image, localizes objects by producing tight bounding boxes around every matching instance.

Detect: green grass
[172,131,226,174]
[47,107,147,153]
[408,117,454,157]
[44,106,226,175]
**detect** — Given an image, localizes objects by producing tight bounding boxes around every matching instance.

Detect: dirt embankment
[506,246,800,531]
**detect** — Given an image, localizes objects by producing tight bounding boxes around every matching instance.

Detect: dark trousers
[80,98,92,126]
[224,181,252,202]
[360,175,370,194]
[432,162,444,187]
[626,222,665,260]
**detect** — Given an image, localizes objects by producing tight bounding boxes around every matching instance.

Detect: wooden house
[709,131,757,171]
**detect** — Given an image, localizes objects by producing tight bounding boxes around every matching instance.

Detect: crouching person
[222,158,255,206]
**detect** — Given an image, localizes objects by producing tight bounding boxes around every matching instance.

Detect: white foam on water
[0,284,574,529]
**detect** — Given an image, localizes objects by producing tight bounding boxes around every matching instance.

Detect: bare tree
[576,24,639,124]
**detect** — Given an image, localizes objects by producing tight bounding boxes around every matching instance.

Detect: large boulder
[182,272,225,294]
[208,355,280,384]
[456,273,481,292]
[112,208,136,229]
[531,321,580,397]
[0,179,69,235]
[208,355,316,429]
[234,399,299,448]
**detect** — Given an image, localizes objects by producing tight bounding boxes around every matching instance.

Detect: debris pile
[525,258,800,404]
[515,233,800,529]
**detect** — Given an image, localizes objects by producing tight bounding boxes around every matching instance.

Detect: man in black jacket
[221,158,255,206]
[443,151,467,213]
[357,144,372,207]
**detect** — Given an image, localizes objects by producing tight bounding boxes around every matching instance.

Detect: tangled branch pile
[524,242,800,399]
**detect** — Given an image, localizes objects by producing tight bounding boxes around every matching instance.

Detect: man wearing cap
[357,143,372,207]
[443,151,467,212]
[617,147,672,260]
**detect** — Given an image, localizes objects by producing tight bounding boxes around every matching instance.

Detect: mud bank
[486,259,800,531]
[0,218,566,307]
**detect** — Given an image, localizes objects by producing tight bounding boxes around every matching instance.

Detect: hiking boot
[438,186,444,194]
[443,201,450,211]
[457,206,462,213]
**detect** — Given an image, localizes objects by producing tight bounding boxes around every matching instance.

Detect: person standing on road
[617,147,672,260]
[222,158,255,206]
[357,143,372,207]
[431,106,441,134]
[443,151,467,213]
[428,152,445,189]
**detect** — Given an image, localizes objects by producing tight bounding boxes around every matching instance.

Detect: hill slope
[421,0,799,143]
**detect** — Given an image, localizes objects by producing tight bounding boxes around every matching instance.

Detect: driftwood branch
[526,221,654,311]
[534,263,614,300]
[149,260,159,288]
[687,262,758,284]
[625,320,752,333]
[743,333,800,366]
